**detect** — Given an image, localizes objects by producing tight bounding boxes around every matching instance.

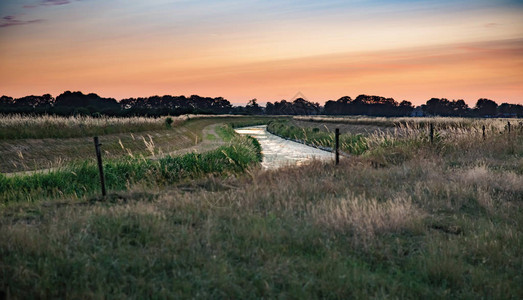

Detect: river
[234,125,333,169]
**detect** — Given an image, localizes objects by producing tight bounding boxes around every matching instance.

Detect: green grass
[0,133,261,203]
[229,117,286,129]
[215,124,238,141]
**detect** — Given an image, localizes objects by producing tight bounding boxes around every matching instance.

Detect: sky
[0,0,522,105]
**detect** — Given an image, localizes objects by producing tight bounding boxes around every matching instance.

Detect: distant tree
[475,98,498,117]
[119,94,231,116]
[422,98,472,117]
[54,91,119,115]
[0,96,14,105]
[14,94,54,109]
[265,102,275,115]
[450,99,469,116]
[245,99,263,115]
[337,96,352,104]
[272,100,293,115]
[498,103,523,117]
[398,100,414,116]
[424,98,451,116]
[323,100,337,115]
[399,100,412,107]
[292,98,320,115]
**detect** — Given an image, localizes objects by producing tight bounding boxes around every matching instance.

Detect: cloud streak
[0,15,43,28]
[41,0,71,6]
[23,0,72,9]
[3,0,76,28]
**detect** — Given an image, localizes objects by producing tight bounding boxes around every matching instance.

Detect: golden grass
[0,113,257,140]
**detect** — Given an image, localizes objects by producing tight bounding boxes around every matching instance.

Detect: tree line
[1,91,522,117]
[0,91,232,117]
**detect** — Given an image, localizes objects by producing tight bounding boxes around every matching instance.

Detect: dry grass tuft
[459,165,523,193]
[310,194,424,242]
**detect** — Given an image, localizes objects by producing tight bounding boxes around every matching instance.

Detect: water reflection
[235,125,333,169]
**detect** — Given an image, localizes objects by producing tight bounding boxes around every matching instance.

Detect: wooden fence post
[482,125,486,140]
[508,121,511,134]
[93,136,106,197]
[429,123,434,143]
[335,128,340,165]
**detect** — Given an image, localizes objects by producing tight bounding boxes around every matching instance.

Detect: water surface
[235,125,333,169]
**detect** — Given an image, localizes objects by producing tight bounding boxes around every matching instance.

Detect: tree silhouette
[245,99,263,115]
[475,98,498,117]
[0,91,521,117]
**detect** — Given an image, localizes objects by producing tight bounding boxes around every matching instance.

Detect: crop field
[1,115,522,298]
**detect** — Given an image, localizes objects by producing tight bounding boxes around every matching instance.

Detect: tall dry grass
[0,114,261,140]
[0,114,181,139]
[295,115,521,131]
[309,194,423,244]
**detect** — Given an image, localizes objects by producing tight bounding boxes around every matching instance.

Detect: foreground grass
[0,120,522,298]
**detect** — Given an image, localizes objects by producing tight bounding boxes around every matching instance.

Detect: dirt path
[235,125,333,169]
[3,123,226,178]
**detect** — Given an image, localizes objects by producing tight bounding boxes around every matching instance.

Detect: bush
[165,117,174,128]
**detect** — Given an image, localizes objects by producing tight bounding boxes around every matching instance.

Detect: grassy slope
[1,120,522,298]
[0,120,267,203]
[1,116,275,173]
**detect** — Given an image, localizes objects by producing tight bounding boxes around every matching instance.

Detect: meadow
[0,115,522,298]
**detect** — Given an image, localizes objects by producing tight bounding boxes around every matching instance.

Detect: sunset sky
[1,0,522,105]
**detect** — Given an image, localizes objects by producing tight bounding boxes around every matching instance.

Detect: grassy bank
[1,116,275,173]
[1,118,522,298]
[0,129,261,203]
[268,117,520,158]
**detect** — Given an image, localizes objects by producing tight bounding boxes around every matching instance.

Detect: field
[1,115,522,298]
